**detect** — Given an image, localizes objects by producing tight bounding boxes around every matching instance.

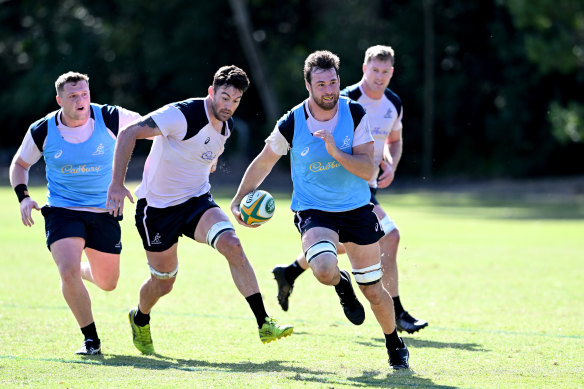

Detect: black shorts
[135,192,219,252]
[369,187,379,205]
[41,206,122,254]
[293,203,384,245]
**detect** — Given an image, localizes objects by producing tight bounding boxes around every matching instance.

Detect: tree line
[2,0,583,178]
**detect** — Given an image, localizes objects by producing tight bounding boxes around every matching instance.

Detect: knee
[58,262,81,284]
[96,277,118,292]
[311,257,338,285]
[154,278,176,296]
[217,233,245,264]
[359,283,385,305]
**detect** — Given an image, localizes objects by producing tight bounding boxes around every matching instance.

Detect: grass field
[1,184,583,388]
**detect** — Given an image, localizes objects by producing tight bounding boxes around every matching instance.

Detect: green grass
[1,185,583,388]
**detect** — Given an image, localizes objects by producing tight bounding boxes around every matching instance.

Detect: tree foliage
[1,0,583,178]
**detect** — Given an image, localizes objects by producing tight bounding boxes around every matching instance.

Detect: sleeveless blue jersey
[289,97,370,212]
[43,104,115,208]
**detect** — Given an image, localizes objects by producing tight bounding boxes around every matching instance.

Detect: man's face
[209,85,243,122]
[56,80,91,124]
[362,59,394,93]
[306,68,340,111]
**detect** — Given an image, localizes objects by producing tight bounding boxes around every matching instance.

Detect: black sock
[80,322,99,342]
[392,296,405,317]
[246,293,269,328]
[134,306,150,327]
[334,270,351,294]
[285,260,306,284]
[384,329,403,350]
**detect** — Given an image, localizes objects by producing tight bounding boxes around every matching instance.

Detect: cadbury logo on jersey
[309,160,341,173]
[61,164,101,174]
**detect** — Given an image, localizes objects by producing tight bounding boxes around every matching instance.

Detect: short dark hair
[55,71,89,95]
[364,45,395,66]
[213,65,250,93]
[303,50,340,84]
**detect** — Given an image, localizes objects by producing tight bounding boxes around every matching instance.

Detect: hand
[230,200,260,228]
[312,129,339,157]
[20,197,40,227]
[377,160,395,188]
[106,183,134,217]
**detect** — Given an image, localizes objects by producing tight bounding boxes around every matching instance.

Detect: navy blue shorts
[41,206,122,254]
[369,187,379,205]
[135,192,219,252]
[293,203,384,245]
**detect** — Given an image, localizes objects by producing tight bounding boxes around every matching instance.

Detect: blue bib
[290,97,370,212]
[44,104,115,208]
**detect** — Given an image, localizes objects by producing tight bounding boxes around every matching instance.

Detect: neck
[361,80,384,100]
[205,96,222,131]
[307,99,338,122]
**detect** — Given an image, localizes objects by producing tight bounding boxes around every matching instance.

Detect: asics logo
[54,150,63,158]
[301,147,309,156]
[204,137,211,144]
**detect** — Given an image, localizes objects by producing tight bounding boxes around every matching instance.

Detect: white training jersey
[265,99,373,156]
[134,98,232,208]
[342,83,403,187]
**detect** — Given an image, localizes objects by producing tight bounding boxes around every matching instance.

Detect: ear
[56,95,62,107]
[362,63,367,74]
[208,85,214,97]
[305,80,311,93]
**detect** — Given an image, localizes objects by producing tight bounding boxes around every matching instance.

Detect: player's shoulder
[341,83,363,101]
[383,88,402,112]
[276,102,305,145]
[343,97,367,129]
[169,98,209,140]
[93,103,124,136]
[28,111,57,151]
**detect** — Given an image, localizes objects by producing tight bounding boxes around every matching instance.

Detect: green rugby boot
[128,308,155,354]
[259,317,293,344]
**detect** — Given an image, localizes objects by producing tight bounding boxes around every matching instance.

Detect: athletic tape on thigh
[380,215,396,236]
[304,240,336,264]
[352,262,382,285]
[148,262,178,279]
[206,221,234,249]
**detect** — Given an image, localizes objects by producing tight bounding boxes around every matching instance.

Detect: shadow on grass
[356,337,487,352]
[73,353,453,387]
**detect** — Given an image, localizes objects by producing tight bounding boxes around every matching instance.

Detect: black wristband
[15,184,30,203]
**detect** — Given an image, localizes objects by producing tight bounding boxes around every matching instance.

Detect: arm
[377,129,403,188]
[107,116,162,216]
[10,156,40,227]
[230,144,282,227]
[313,129,376,181]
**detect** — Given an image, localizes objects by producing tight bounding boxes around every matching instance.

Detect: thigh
[50,236,86,268]
[146,243,179,273]
[344,241,381,269]
[85,212,122,254]
[85,248,120,279]
[193,206,231,244]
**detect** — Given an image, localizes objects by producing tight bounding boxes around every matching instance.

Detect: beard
[211,103,232,122]
[313,92,339,111]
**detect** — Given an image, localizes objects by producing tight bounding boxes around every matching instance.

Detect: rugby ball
[240,190,275,225]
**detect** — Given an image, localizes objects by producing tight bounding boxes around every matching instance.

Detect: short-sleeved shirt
[15,104,141,211]
[134,98,232,208]
[342,84,403,188]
